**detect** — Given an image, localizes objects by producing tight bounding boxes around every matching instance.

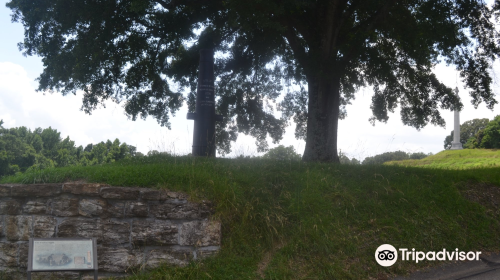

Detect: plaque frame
[27,237,98,280]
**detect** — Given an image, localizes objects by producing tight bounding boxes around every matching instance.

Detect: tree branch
[283,25,309,74]
[340,0,398,69]
[321,0,348,59]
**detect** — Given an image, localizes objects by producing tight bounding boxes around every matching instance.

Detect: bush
[262,145,302,161]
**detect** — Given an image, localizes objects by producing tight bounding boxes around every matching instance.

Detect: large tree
[7,0,500,162]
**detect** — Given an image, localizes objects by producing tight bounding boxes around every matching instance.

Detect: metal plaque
[28,238,97,272]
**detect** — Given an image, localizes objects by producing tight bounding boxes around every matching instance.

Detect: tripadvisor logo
[375,244,398,267]
[375,244,482,267]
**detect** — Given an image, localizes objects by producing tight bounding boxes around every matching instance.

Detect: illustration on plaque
[35,253,71,266]
[32,240,94,270]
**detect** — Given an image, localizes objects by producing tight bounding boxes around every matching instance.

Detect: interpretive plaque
[28,238,98,280]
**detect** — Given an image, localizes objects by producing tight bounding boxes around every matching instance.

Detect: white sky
[0,1,499,161]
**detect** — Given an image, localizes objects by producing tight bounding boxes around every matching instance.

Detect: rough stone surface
[0,185,11,197]
[140,189,169,200]
[102,220,130,245]
[0,199,21,215]
[58,218,102,239]
[0,183,219,279]
[197,248,219,259]
[23,199,50,214]
[151,202,201,219]
[0,242,17,267]
[62,183,105,196]
[98,247,142,273]
[126,202,148,217]
[52,196,79,216]
[200,200,214,218]
[5,215,32,241]
[18,242,29,268]
[100,187,140,200]
[33,216,56,238]
[179,220,221,246]
[131,220,178,245]
[79,198,108,217]
[11,184,61,197]
[0,268,24,279]
[145,247,193,268]
[106,202,125,218]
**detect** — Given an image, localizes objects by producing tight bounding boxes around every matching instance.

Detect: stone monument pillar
[187,49,223,157]
[451,88,463,150]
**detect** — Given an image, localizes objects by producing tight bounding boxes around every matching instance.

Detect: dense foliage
[0,120,141,177]
[465,115,500,149]
[6,0,500,162]
[444,118,489,149]
[261,145,302,161]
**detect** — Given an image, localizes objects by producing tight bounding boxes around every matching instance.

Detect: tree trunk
[302,75,341,162]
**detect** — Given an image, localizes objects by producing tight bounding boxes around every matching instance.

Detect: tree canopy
[464,115,500,148]
[0,121,139,177]
[7,0,500,162]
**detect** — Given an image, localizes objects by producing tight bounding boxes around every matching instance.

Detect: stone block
[98,246,142,273]
[62,183,105,196]
[140,189,187,200]
[5,216,32,241]
[33,216,56,238]
[57,218,102,239]
[79,199,108,218]
[106,202,125,218]
[179,220,221,247]
[200,200,214,218]
[0,242,17,267]
[197,248,219,259]
[151,202,201,220]
[145,247,193,268]
[52,196,79,216]
[101,220,130,245]
[100,187,140,200]
[0,185,11,197]
[11,184,61,197]
[18,242,29,268]
[0,199,21,215]
[140,189,168,200]
[23,199,50,214]
[131,220,178,246]
[126,202,148,217]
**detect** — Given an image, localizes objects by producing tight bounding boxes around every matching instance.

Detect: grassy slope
[1,154,500,279]
[384,149,500,169]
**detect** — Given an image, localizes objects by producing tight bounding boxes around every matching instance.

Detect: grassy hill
[384,149,500,169]
[1,154,500,279]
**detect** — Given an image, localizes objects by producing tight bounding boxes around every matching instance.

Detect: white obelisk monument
[450,87,463,150]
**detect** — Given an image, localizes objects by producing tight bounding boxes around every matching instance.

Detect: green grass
[1,153,500,279]
[384,149,500,169]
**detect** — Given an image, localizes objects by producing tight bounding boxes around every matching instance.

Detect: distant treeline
[257,145,431,165]
[0,120,145,177]
[359,151,430,165]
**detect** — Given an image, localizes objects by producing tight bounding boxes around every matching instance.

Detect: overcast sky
[1,1,499,161]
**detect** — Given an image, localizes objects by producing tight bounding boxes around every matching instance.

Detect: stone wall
[0,182,221,279]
